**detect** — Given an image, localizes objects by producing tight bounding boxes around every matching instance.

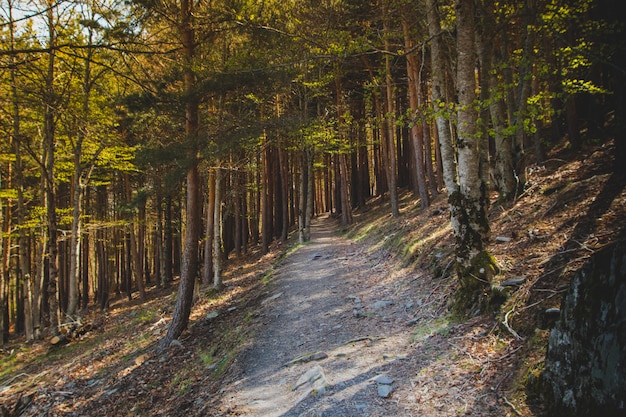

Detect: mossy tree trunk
[452,0,498,314]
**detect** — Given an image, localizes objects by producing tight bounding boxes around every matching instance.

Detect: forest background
[1,0,624,361]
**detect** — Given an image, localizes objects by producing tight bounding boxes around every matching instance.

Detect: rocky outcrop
[541,238,626,416]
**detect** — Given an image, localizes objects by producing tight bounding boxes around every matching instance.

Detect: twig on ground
[502,309,524,340]
[0,373,31,388]
[502,395,522,416]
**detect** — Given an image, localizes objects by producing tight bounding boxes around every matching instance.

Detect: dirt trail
[218,215,427,416]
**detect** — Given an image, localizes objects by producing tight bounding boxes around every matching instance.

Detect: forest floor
[1,139,625,417]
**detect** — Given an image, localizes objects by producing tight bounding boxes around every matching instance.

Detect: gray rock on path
[370,375,394,384]
[371,374,394,398]
[377,384,393,398]
[371,300,394,310]
[293,365,330,400]
[285,351,329,367]
[261,292,284,305]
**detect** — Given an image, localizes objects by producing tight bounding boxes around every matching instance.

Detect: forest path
[218,214,419,416]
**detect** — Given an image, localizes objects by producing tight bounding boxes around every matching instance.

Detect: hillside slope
[1,140,624,416]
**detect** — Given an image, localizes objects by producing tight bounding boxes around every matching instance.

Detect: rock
[286,351,328,366]
[205,311,219,320]
[372,300,393,310]
[371,375,394,384]
[294,365,330,398]
[169,339,183,348]
[377,384,393,398]
[262,292,283,305]
[541,239,626,416]
[495,236,512,243]
[501,277,526,287]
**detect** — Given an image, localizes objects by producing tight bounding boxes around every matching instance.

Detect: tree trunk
[213,167,222,289]
[8,1,35,340]
[0,179,10,344]
[383,1,399,217]
[44,1,60,335]
[305,149,314,235]
[158,0,200,351]
[453,0,498,313]
[403,19,430,209]
[162,194,173,286]
[261,133,271,253]
[298,150,309,243]
[426,0,458,197]
[339,154,352,226]
[202,169,215,285]
[278,142,289,243]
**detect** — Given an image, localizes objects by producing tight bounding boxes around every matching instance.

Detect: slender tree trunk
[305,149,314,232]
[403,19,430,209]
[278,143,289,243]
[298,150,308,243]
[44,2,60,335]
[453,0,498,312]
[163,194,173,286]
[383,1,399,217]
[158,0,201,351]
[8,0,35,339]
[213,167,222,289]
[67,154,82,316]
[426,0,458,196]
[339,154,352,226]
[0,177,10,344]
[202,169,215,285]
[234,169,242,256]
[261,133,271,253]
[96,186,109,310]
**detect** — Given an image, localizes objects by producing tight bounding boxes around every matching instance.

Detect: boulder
[541,238,626,416]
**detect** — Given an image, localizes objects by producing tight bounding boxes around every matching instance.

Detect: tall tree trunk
[298,150,309,243]
[162,194,173,286]
[403,19,430,209]
[44,1,60,335]
[453,0,498,312]
[305,149,314,233]
[213,167,222,289]
[8,0,35,340]
[202,169,215,285]
[426,0,458,197]
[475,9,517,201]
[383,0,399,217]
[339,154,352,226]
[158,0,201,351]
[96,186,109,310]
[278,143,289,243]
[0,172,10,344]
[261,133,271,253]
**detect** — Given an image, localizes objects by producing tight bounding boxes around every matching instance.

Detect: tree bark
[383,0,399,217]
[44,1,60,335]
[158,0,200,351]
[202,169,215,285]
[426,0,458,197]
[213,167,222,289]
[403,19,430,209]
[453,0,497,312]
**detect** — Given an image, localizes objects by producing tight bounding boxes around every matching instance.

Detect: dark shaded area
[539,235,626,416]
